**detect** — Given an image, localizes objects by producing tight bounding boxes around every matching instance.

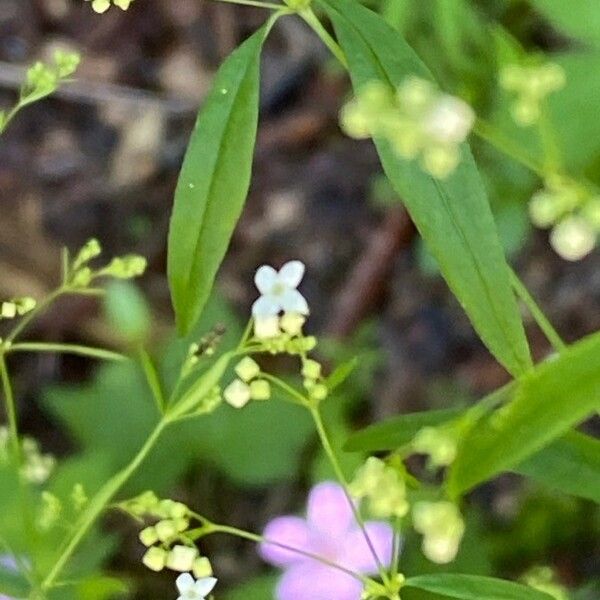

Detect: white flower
[223,379,251,409]
[176,573,217,600]
[252,261,309,317]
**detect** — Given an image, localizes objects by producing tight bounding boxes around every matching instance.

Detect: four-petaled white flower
[175,573,217,600]
[252,261,309,317]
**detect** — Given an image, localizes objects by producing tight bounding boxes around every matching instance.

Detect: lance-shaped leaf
[514,431,600,504]
[405,574,553,600]
[448,330,600,496]
[168,23,272,334]
[319,0,531,377]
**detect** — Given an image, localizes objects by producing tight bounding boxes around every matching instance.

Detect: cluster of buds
[121,492,213,579]
[521,566,568,600]
[301,358,327,404]
[223,357,271,409]
[0,428,56,484]
[528,176,599,261]
[499,62,566,126]
[66,238,147,289]
[86,0,134,13]
[341,77,475,179]
[0,297,36,320]
[412,501,465,564]
[350,457,409,519]
[411,425,458,468]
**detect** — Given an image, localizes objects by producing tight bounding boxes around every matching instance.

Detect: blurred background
[0,0,599,598]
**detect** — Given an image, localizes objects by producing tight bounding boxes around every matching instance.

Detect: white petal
[195,577,218,596]
[176,573,194,593]
[280,289,309,315]
[252,295,281,317]
[254,265,278,294]
[278,261,305,289]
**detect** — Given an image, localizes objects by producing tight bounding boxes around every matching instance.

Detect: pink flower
[259,482,395,600]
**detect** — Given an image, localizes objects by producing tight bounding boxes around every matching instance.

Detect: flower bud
[223,379,251,409]
[166,545,199,572]
[550,215,596,261]
[142,547,167,572]
[280,312,306,336]
[139,527,159,547]
[301,359,322,380]
[249,379,271,401]
[192,556,213,578]
[254,315,280,339]
[155,519,178,542]
[235,357,261,382]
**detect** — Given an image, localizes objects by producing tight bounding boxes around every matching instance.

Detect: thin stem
[538,103,562,173]
[390,519,402,579]
[474,119,545,178]
[509,269,566,353]
[40,418,169,592]
[260,372,308,405]
[309,406,389,585]
[8,342,126,362]
[300,8,348,69]
[211,0,288,10]
[206,523,371,584]
[0,355,39,582]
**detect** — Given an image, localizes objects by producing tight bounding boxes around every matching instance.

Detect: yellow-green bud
[550,215,596,261]
[254,315,280,339]
[166,545,199,572]
[235,357,261,382]
[280,312,306,336]
[192,556,213,578]
[14,297,36,315]
[301,359,321,380]
[103,255,147,279]
[1,303,17,319]
[139,526,159,547]
[155,519,178,542]
[71,267,93,288]
[73,238,102,270]
[412,426,457,467]
[142,546,167,572]
[249,379,271,401]
[421,145,459,179]
[309,383,328,402]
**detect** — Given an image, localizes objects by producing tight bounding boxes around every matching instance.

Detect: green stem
[509,269,566,353]
[309,406,389,586]
[300,8,348,69]
[474,119,545,178]
[260,372,308,405]
[205,522,371,584]
[0,355,39,582]
[212,0,288,10]
[40,418,169,592]
[8,342,126,362]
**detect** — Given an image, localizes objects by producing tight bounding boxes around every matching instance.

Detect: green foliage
[449,331,600,496]
[529,0,600,46]
[319,0,533,378]
[167,22,274,335]
[405,573,554,600]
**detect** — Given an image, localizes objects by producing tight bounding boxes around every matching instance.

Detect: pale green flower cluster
[66,238,147,288]
[412,501,465,564]
[411,426,458,468]
[341,77,475,179]
[121,492,213,578]
[350,457,409,519]
[0,426,55,484]
[223,357,271,409]
[529,176,599,261]
[522,566,569,600]
[0,297,36,320]
[86,0,134,13]
[1,50,80,134]
[500,62,566,126]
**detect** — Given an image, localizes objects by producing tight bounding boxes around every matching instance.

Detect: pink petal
[278,261,305,288]
[276,562,364,600]
[340,521,395,574]
[260,516,311,567]
[307,482,355,538]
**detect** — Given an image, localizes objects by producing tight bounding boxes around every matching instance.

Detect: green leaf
[405,573,554,600]
[325,357,358,392]
[449,330,600,496]
[167,22,273,335]
[319,0,532,378]
[514,431,600,503]
[344,408,465,452]
[0,566,29,597]
[529,0,600,46]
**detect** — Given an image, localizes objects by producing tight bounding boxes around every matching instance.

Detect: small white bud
[223,379,251,409]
